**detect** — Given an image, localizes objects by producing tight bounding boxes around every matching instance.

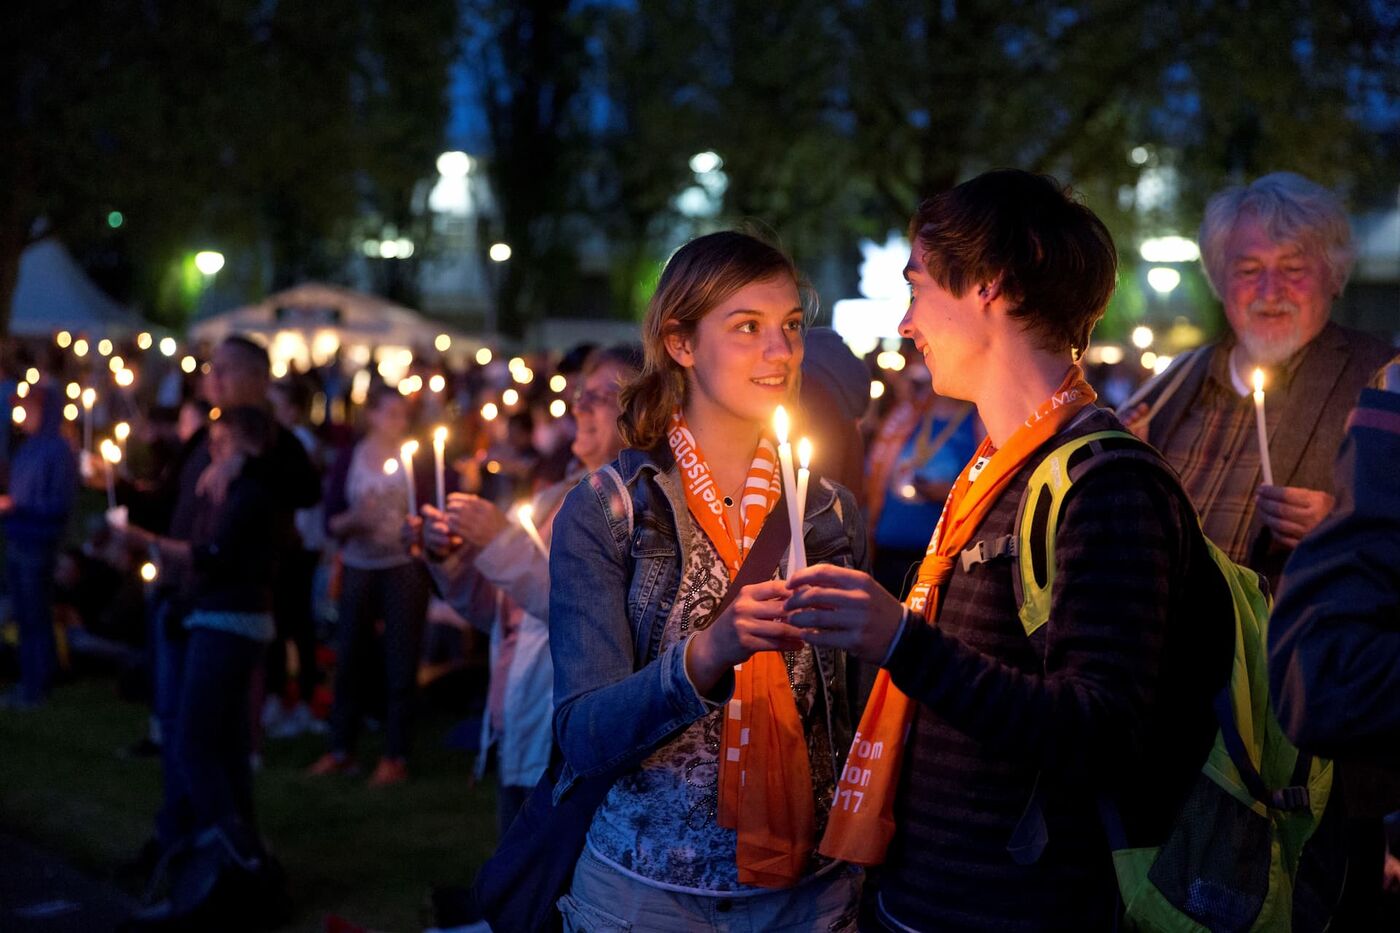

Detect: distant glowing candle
[517,503,548,557]
[100,439,121,510]
[400,440,420,516]
[81,387,97,452]
[433,425,448,510]
[1251,369,1274,486]
[773,406,806,576]
[114,421,131,461]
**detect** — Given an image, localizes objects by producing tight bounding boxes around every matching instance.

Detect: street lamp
[194,250,225,275]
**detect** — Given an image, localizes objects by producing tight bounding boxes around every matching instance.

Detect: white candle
[517,503,548,557]
[1251,368,1274,486]
[81,387,96,452]
[433,425,448,511]
[100,439,120,510]
[796,437,812,520]
[400,440,420,516]
[773,406,806,576]
[114,421,131,462]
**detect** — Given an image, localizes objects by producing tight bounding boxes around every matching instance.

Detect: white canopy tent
[9,238,148,337]
[190,283,481,380]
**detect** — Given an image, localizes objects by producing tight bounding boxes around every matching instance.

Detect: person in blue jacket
[1,382,78,709]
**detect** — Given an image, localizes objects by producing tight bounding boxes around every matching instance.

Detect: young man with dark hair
[785,170,1231,930]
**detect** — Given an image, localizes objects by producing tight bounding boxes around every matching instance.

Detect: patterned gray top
[585,516,836,894]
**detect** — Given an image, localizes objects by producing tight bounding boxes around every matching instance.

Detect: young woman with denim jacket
[548,231,868,930]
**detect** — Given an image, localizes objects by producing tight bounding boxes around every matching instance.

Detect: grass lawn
[0,676,500,932]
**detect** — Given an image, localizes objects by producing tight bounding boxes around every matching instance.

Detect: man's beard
[1236,299,1307,366]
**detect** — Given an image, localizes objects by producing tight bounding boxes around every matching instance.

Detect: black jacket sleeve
[1269,388,1400,763]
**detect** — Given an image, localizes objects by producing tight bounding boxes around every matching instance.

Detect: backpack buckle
[1270,785,1310,812]
[960,535,1018,572]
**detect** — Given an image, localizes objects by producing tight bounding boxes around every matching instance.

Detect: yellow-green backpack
[1003,430,1336,932]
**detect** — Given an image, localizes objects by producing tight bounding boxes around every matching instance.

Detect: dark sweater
[187,457,283,615]
[877,409,1231,932]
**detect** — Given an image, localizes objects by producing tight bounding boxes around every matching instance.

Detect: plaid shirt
[1159,340,1306,565]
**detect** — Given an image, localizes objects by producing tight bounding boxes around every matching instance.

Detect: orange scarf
[818,366,1097,865]
[865,394,935,529]
[667,411,814,888]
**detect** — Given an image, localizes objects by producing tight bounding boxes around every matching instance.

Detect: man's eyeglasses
[571,387,619,412]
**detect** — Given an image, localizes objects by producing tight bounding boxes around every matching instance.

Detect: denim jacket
[549,445,869,803]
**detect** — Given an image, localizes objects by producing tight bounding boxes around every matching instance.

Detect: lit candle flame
[140,561,159,583]
[114,421,131,442]
[401,439,420,459]
[101,439,122,465]
[773,405,790,445]
[383,458,399,476]
[797,437,812,470]
[1251,368,1265,395]
[433,425,448,446]
[81,388,96,409]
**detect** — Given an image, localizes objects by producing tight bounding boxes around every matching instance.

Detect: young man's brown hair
[909,169,1117,357]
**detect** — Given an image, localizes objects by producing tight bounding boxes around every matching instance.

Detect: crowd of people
[0,167,1396,932]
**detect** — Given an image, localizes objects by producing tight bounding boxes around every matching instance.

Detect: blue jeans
[177,626,265,855]
[7,544,59,703]
[151,595,190,848]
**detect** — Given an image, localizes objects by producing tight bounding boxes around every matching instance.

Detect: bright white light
[194,250,225,275]
[832,300,904,358]
[481,402,499,421]
[271,360,288,379]
[81,388,96,408]
[66,383,80,400]
[16,382,29,398]
[549,374,567,393]
[56,331,72,348]
[435,334,451,352]
[858,234,913,302]
[1131,326,1155,349]
[115,369,135,387]
[549,398,567,418]
[1153,354,1175,375]
[74,339,89,358]
[1146,267,1182,294]
[675,186,714,218]
[25,367,39,384]
[140,562,158,583]
[870,380,886,400]
[689,151,723,174]
[63,404,79,421]
[137,332,152,350]
[1130,146,1150,165]
[502,388,520,406]
[877,351,907,372]
[508,357,525,371]
[429,374,446,393]
[109,356,124,373]
[383,458,399,476]
[97,339,112,356]
[489,242,512,262]
[159,337,177,357]
[475,348,493,366]
[1139,236,1200,264]
[1141,351,1159,370]
[513,367,534,385]
[1097,345,1125,365]
[181,355,197,374]
[379,240,399,259]
[11,406,25,425]
[115,422,131,441]
[395,238,414,259]
[437,151,473,177]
